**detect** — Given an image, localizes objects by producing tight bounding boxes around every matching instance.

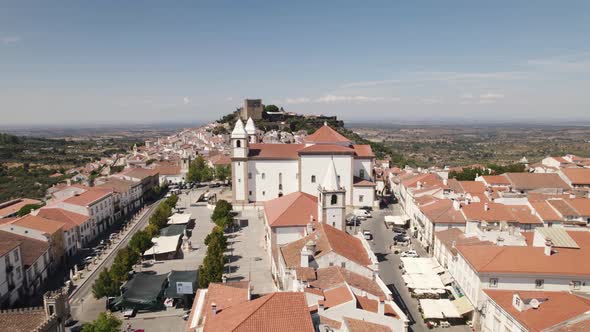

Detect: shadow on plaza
[388,283,417,326]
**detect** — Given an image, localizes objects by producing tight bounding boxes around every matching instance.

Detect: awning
[433,266,446,275]
[159,224,186,237]
[403,274,445,289]
[120,273,168,310]
[420,299,461,319]
[168,213,191,225]
[385,215,408,225]
[165,270,198,298]
[144,235,181,256]
[440,272,454,285]
[452,296,474,316]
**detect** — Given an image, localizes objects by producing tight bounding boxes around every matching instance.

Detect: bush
[92,268,120,299]
[82,312,122,332]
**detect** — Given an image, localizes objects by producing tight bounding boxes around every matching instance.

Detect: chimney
[66,179,71,186]
[452,200,461,211]
[378,297,385,315]
[443,178,448,186]
[451,240,456,249]
[484,203,489,211]
[569,193,576,199]
[544,239,553,256]
[318,300,325,313]
[417,181,422,189]
[306,219,314,235]
[211,303,217,315]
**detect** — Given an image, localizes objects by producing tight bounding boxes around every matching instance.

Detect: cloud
[420,98,443,105]
[459,92,505,105]
[1,35,21,44]
[183,97,191,105]
[527,52,590,72]
[225,97,234,102]
[283,95,400,105]
[284,97,311,104]
[340,71,524,88]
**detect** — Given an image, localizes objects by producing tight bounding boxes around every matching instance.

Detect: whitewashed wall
[300,155,353,205]
[248,160,299,202]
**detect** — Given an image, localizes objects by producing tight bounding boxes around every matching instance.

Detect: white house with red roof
[231,119,375,207]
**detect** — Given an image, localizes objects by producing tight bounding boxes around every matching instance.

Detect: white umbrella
[74,264,78,274]
[70,269,74,281]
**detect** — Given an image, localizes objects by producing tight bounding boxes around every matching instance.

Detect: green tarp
[119,273,168,310]
[165,270,198,298]
[159,224,187,237]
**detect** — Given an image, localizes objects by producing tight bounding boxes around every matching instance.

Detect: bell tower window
[236,140,241,148]
[331,194,338,205]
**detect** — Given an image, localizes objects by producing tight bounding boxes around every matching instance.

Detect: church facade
[231,118,376,207]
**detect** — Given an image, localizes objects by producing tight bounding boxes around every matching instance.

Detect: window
[337,175,341,184]
[360,169,365,179]
[279,184,283,190]
[489,278,499,288]
[572,281,582,290]
[249,191,252,196]
[15,266,21,279]
[341,262,346,268]
[248,172,252,179]
[311,175,316,183]
[13,250,19,262]
[261,173,265,180]
[236,140,241,148]
[262,191,266,196]
[330,194,338,205]
[359,195,364,202]
[279,172,283,184]
[329,262,334,266]
[535,279,544,289]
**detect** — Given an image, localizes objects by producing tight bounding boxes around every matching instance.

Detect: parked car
[394,234,410,242]
[83,256,95,264]
[391,227,406,234]
[346,219,361,226]
[363,231,373,241]
[360,206,373,212]
[209,182,221,188]
[353,209,372,218]
[400,250,419,258]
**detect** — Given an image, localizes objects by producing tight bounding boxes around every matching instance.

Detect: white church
[230,117,376,208]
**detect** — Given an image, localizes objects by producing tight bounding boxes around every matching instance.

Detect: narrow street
[68,197,164,323]
[359,206,471,332]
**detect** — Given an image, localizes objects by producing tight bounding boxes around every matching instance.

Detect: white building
[231,119,376,207]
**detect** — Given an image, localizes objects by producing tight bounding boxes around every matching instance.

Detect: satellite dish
[530,298,540,309]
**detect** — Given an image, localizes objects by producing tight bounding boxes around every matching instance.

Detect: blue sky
[1,1,590,126]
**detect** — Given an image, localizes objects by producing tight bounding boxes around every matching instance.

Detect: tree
[110,247,139,282]
[211,200,233,221]
[92,268,120,299]
[129,230,152,255]
[187,156,213,183]
[215,165,231,182]
[264,104,279,113]
[165,194,179,209]
[17,203,44,217]
[145,223,160,238]
[82,312,122,332]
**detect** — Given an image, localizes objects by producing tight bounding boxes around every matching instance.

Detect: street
[359,205,471,332]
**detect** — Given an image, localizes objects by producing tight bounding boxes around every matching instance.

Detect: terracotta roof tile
[323,285,354,308]
[480,175,511,186]
[508,205,543,224]
[248,144,304,160]
[0,230,48,267]
[461,202,515,222]
[456,231,590,276]
[36,208,89,230]
[561,168,590,185]
[352,145,375,158]
[310,266,387,299]
[64,188,112,206]
[420,200,466,224]
[353,176,376,187]
[96,177,137,192]
[343,317,392,332]
[298,144,354,154]
[0,198,43,218]
[505,173,571,191]
[435,228,493,256]
[459,181,487,194]
[484,290,590,332]
[354,295,399,318]
[304,125,351,144]
[530,201,562,221]
[0,308,49,332]
[264,192,318,227]
[203,292,314,332]
[9,215,65,235]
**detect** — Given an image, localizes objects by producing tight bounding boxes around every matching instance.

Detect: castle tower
[181,150,191,175]
[231,119,249,203]
[244,117,258,144]
[317,159,346,231]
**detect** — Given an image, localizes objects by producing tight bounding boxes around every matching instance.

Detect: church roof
[248,144,304,160]
[231,119,248,138]
[304,124,351,144]
[244,117,256,134]
[322,159,340,191]
[264,192,318,227]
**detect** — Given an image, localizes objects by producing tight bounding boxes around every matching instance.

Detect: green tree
[110,247,139,281]
[264,104,279,113]
[165,194,179,209]
[17,203,44,217]
[145,223,160,238]
[215,165,231,182]
[92,268,120,299]
[211,200,233,222]
[187,156,213,183]
[129,230,152,255]
[82,312,122,332]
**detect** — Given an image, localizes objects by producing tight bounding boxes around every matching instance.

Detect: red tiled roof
[459,181,487,193]
[566,198,590,216]
[36,208,89,230]
[530,201,562,221]
[343,317,392,332]
[484,290,590,332]
[248,144,304,160]
[310,266,388,299]
[9,215,65,235]
[461,202,515,222]
[420,200,466,224]
[352,145,375,158]
[323,285,354,308]
[298,144,354,154]
[0,238,21,257]
[153,161,182,175]
[0,198,43,218]
[281,223,372,268]
[505,173,571,191]
[561,168,590,185]
[264,192,318,228]
[304,125,351,144]
[435,228,493,256]
[64,188,112,206]
[353,176,376,187]
[507,205,543,224]
[203,292,314,332]
[354,295,399,318]
[0,230,48,266]
[480,175,511,186]
[456,231,590,276]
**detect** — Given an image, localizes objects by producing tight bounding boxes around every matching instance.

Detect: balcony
[5,265,13,274]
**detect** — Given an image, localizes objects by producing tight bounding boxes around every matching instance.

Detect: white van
[354,209,372,218]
